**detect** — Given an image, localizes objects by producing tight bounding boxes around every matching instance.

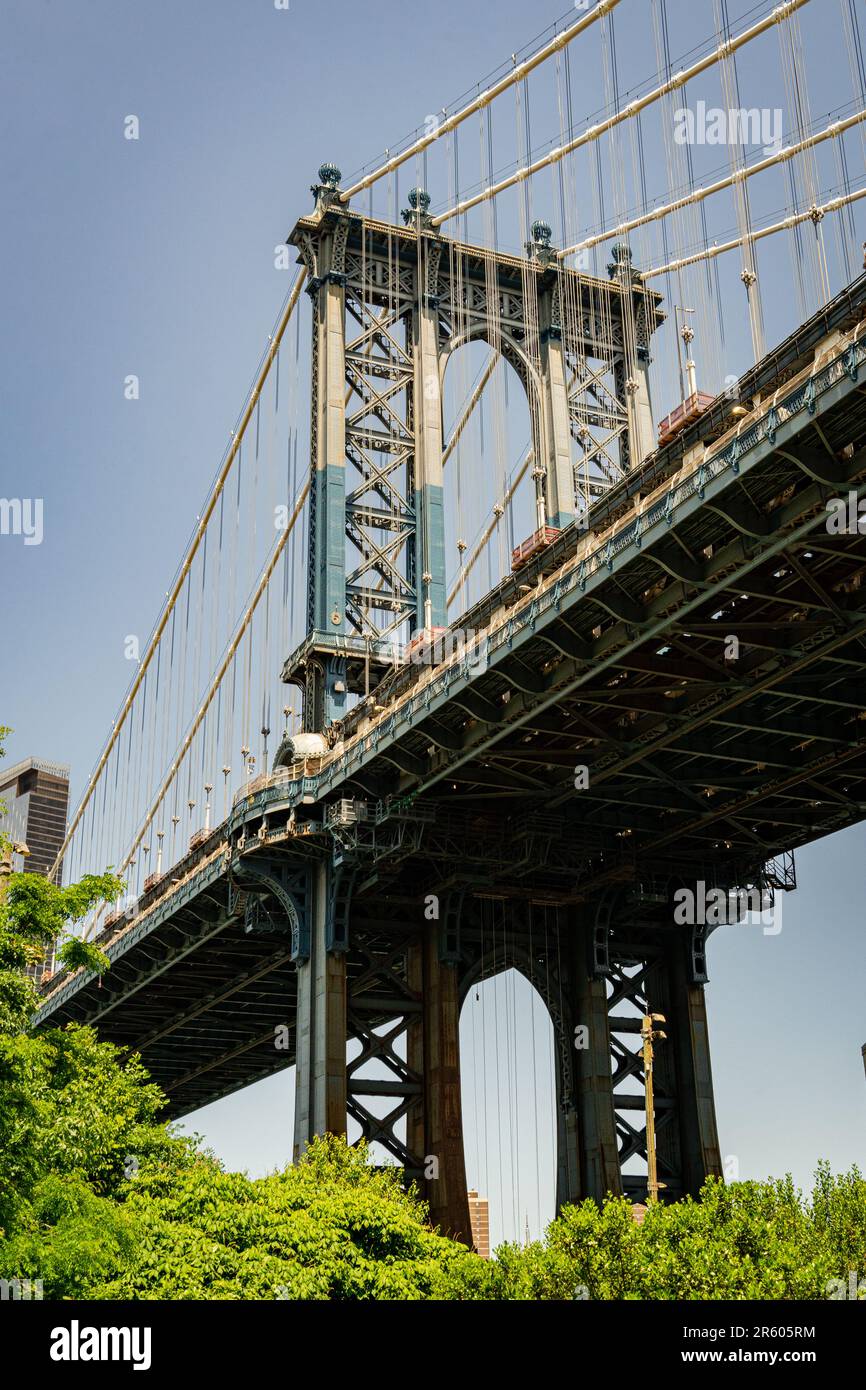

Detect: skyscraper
[0,756,69,880]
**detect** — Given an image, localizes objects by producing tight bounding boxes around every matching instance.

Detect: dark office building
[0,756,70,882]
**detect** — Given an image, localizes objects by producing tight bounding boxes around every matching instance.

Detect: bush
[487,1169,866,1300]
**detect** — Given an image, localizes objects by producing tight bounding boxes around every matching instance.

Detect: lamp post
[641,1012,667,1204]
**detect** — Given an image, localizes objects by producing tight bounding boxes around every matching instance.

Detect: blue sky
[1,0,864,1248]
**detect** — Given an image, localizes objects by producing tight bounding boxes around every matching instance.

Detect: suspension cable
[94,479,311,921]
[338,0,619,204]
[49,269,307,882]
[430,0,811,229]
[559,107,866,259]
[639,184,866,280]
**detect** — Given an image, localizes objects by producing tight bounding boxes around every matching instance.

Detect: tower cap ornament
[525,217,556,266]
[531,219,552,246]
[402,187,434,229]
[318,163,342,189]
[610,241,633,264]
[607,240,641,282]
[312,163,344,211]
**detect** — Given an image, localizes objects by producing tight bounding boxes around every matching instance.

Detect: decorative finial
[318,162,341,188]
[402,187,434,229]
[311,163,344,211]
[607,241,640,282]
[531,219,552,247]
[525,218,556,266]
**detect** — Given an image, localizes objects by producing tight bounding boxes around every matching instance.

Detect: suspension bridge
[31,0,866,1243]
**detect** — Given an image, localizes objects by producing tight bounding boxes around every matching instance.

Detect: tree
[83,1135,490,1301]
[0,870,116,1029]
[0,725,195,1282]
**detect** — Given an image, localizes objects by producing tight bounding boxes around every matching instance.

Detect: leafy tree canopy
[489,1165,866,1301]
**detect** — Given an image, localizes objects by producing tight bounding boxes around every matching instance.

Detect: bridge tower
[277,167,716,1244]
[280,164,664,736]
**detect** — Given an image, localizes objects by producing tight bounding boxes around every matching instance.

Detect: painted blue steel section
[415,481,447,627]
[313,463,347,633]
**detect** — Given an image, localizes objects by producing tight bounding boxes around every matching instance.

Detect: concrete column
[293,861,346,1159]
[413,259,447,630]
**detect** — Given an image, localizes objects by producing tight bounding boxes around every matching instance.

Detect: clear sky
[1,0,864,1249]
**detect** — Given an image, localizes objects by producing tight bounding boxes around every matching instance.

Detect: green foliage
[0,970,37,1038]
[0,1023,191,1241]
[2,1133,490,1301]
[0,865,124,1034]
[57,937,111,976]
[2,867,124,960]
[487,1170,866,1300]
[91,1136,490,1301]
[7,1123,865,1300]
[810,1160,866,1272]
[0,1175,137,1300]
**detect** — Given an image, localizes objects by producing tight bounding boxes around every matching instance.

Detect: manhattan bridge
[32,0,866,1243]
